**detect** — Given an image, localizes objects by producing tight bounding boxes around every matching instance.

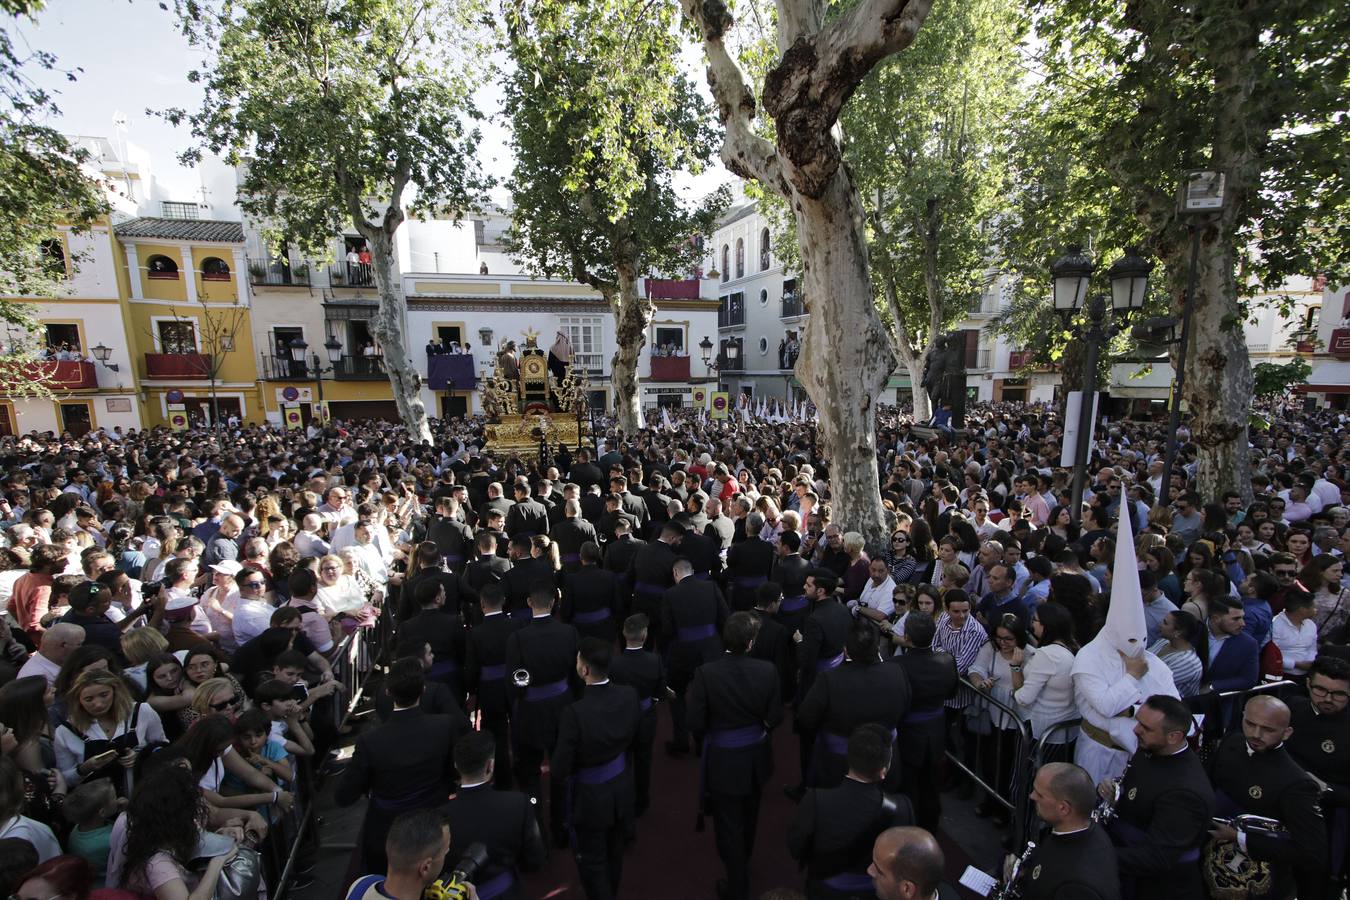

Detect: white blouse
[1012,642,1079,743]
[970,644,1036,731]
[54,703,167,785]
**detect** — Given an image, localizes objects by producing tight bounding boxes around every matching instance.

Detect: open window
[760,228,770,271]
[43,323,81,354]
[735,238,745,279]
[39,238,68,280]
[201,257,231,281]
[157,320,197,354]
[146,255,179,280]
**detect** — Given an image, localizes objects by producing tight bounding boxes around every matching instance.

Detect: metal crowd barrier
[262,602,396,897]
[943,677,1036,850]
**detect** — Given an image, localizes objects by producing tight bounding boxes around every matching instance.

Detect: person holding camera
[345,808,479,900]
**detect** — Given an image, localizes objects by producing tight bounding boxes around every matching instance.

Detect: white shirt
[53,703,167,785]
[233,597,277,647]
[294,530,331,559]
[852,576,896,618]
[0,815,61,862]
[16,651,61,686]
[1013,642,1078,741]
[1270,611,1318,675]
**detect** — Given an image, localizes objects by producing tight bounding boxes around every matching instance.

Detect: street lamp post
[1050,245,1152,526]
[289,336,343,423]
[699,335,738,393]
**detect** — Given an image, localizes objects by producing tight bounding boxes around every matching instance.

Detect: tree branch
[774,0,822,53]
[678,0,786,194]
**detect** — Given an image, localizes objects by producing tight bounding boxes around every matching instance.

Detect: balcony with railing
[648,355,691,382]
[24,360,97,390]
[144,353,212,380]
[572,352,604,374]
[781,291,805,319]
[969,348,993,370]
[333,354,386,379]
[259,354,310,381]
[718,294,745,328]
[328,262,376,288]
[248,258,311,287]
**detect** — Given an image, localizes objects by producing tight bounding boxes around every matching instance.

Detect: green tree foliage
[0,0,110,396]
[165,0,493,442]
[501,0,726,432]
[1252,357,1312,398]
[1024,0,1348,500]
[844,0,1021,419]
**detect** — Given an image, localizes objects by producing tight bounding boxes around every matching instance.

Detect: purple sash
[822,872,874,891]
[816,651,845,672]
[736,575,768,589]
[525,678,569,701]
[677,623,717,642]
[573,607,611,624]
[639,697,654,712]
[561,553,581,563]
[479,664,506,682]
[901,705,944,725]
[635,580,666,597]
[780,595,807,612]
[474,870,516,900]
[1109,816,1201,863]
[577,752,626,785]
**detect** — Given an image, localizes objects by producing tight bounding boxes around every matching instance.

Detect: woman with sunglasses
[179,650,247,732]
[883,530,918,585]
[967,615,1035,824]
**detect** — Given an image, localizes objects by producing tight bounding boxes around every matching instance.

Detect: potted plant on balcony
[293,262,310,284]
[248,261,267,283]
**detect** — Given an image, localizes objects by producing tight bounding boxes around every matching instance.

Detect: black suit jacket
[787,778,915,882]
[609,647,666,709]
[400,607,466,672]
[749,608,797,703]
[687,654,784,797]
[561,566,622,640]
[442,784,546,900]
[796,660,913,787]
[571,462,605,494]
[504,615,579,749]
[890,648,958,766]
[427,516,475,569]
[336,708,465,808]
[460,555,512,607]
[661,577,730,674]
[485,496,514,521]
[603,534,645,575]
[552,682,642,829]
[502,556,556,615]
[465,611,520,715]
[678,529,722,578]
[617,490,649,527]
[373,679,464,724]
[506,498,551,539]
[552,518,599,571]
[796,599,852,701]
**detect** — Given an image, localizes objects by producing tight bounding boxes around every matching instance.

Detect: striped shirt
[932,613,989,708]
[1148,639,1204,698]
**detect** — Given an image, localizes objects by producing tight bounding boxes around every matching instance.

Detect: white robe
[1070,637,1178,785]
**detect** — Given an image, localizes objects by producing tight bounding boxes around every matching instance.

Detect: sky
[19,0,732,211]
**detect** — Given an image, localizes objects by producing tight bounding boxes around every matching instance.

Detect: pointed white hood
[1102,500,1147,657]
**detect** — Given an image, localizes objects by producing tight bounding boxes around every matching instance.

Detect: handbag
[191,843,265,900]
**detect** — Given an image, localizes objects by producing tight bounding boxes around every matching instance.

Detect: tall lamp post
[699,335,738,393]
[288,336,343,423]
[1050,246,1152,526]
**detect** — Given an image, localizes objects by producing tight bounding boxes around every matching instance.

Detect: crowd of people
[0,397,1342,900]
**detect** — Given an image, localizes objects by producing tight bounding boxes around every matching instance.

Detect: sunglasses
[892,536,909,543]
[242,580,266,588]
[209,694,243,711]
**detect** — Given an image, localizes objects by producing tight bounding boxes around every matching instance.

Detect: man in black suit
[481,509,512,559]
[627,522,681,647]
[596,493,639,544]
[789,569,852,799]
[678,514,722,580]
[727,512,775,612]
[561,541,622,642]
[460,531,512,611]
[642,473,675,527]
[579,484,606,526]
[441,732,546,900]
[1017,763,1121,900]
[552,499,598,573]
[506,480,550,539]
[336,658,468,872]
[1105,694,1214,900]
[868,827,960,900]
[770,530,811,628]
[683,490,711,534]
[427,496,474,573]
[608,613,667,817]
[570,448,605,495]
[505,582,580,844]
[552,637,642,900]
[788,724,916,899]
[610,474,650,530]
[662,558,731,757]
[602,517,644,574]
[464,583,517,789]
[885,614,957,833]
[796,620,912,790]
[688,611,784,900]
[750,583,796,704]
[400,578,467,700]
[373,637,464,723]
[502,535,555,619]
[483,481,514,521]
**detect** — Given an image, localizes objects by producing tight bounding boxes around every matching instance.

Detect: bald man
[868,827,956,900]
[1016,763,1120,900]
[1207,695,1326,899]
[16,622,85,685]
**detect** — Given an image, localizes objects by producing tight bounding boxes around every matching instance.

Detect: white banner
[1061,390,1102,467]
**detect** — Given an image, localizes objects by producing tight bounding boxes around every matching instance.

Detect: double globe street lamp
[1050,245,1153,525]
[287,336,344,413]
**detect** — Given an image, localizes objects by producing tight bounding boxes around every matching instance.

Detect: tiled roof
[113,217,245,243]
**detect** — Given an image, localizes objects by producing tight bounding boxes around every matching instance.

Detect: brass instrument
[1203,814,1286,900]
[993,840,1036,900]
[1092,757,1132,824]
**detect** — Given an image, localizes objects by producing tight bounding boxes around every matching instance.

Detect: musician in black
[608,613,667,817]
[787,724,914,899]
[1019,762,1121,900]
[1286,656,1350,896]
[868,827,959,900]
[1207,694,1327,900]
[1102,694,1213,900]
[887,613,957,834]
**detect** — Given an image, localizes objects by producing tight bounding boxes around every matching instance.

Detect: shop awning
[1303,360,1350,394]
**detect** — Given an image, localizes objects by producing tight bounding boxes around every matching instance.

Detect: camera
[425,842,488,900]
